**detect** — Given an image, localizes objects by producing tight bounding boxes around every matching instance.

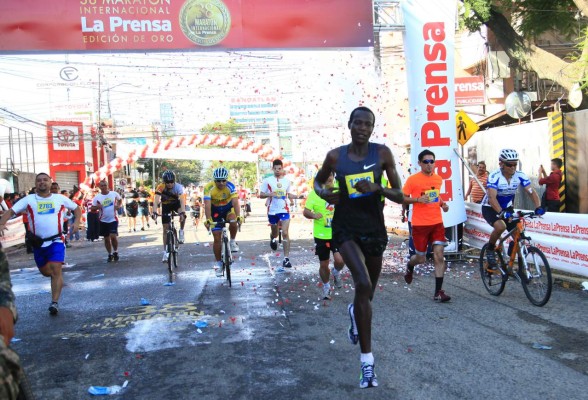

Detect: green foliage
[200,118,246,137]
[137,157,203,186]
[461,0,581,39]
[204,161,257,189]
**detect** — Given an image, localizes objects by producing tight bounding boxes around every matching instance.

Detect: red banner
[0,0,373,52]
[455,76,485,105]
[46,121,87,183]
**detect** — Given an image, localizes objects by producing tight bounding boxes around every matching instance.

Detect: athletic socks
[435,277,444,294]
[360,352,375,365]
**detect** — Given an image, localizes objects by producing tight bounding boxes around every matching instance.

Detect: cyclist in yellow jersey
[203,167,243,276]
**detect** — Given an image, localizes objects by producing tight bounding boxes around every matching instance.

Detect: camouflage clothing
[0,249,21,400]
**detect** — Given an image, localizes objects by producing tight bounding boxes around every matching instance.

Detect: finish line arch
[82,134,309,193]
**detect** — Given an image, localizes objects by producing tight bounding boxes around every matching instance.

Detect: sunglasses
[421,159,435,164]
[165,181,175,184]
[503,162,517,168]
[215,179,227,183]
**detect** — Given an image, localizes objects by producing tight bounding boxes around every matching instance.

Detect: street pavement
[4,199,588,399]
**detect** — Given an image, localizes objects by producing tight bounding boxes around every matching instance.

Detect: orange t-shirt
[402,172,444,226]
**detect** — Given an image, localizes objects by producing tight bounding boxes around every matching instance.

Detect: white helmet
[499,149,519,162]
[213,167,229,180]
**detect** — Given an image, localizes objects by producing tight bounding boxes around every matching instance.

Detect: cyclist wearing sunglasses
[481,149,544,269]
[153,170,187,262]
[203,167,243,276]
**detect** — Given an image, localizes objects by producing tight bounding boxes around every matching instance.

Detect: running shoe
[107,254,114,263]
[48,302,59,316]
[141,227,145,231]
[332,270,342,289]
[359,363,378,389]
[230,240,240,252]
[347,303,359,345]
[215,262,224,277]
[113,252,119,262]
[162,252,169,263]
[434,290,451,303]
[486,248,498,270]
[404,263,414,284]
[322,284,331,300]
[270,236,278,251]
[283,258,292,268]
[178,229,185,244]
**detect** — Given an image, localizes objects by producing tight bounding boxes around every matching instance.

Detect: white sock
[360,353,374,365]
[323,283,331,291]
[332,268,340,277]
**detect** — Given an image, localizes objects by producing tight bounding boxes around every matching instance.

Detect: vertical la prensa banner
[402,0,466,226]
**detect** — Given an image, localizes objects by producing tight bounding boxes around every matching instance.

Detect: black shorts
[126,203,138,217]
[162,203,182,224]
[138,204,149,216]
[314,238,339,261]
[333,229,388,258]
[482,206,517,231]
[99,221,118,237]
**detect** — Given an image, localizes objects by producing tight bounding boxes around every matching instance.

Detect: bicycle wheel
[173,228,179,269]
[519,246,552,306]
[166,230,175,280]
[223,236,232,287]
[479,243,506,296]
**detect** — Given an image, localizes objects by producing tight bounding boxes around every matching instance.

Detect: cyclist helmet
[213,167,229,180]
[162,170,176,183]
[499,149,519,162]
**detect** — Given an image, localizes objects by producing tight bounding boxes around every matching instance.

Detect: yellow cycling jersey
[203,181,238,208]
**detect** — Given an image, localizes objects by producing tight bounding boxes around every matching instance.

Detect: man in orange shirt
[402,150,451,302]
[464,161,488,203]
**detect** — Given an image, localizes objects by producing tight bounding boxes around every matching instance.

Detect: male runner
[0,173,81,315]
[137,185,151,230]
[314,106,404,388]
[403,150,451,302]
[303,172,345,300]
[482,149,544,268]
[190,195,202,230]
[153,171,186,262]
[203,167,242,276]
[91,180,122,263]
[260,159,302,269]
[123,185,139,232]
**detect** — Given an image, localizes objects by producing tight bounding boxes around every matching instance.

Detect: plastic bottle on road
[88,385,122,395]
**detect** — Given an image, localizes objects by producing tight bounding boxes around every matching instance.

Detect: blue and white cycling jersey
[481,169,531,209]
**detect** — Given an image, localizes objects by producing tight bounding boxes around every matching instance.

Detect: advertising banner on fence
[463,203,588,277]
[0,0,373,52]
[0,216,25,249]
[402,0,466,226]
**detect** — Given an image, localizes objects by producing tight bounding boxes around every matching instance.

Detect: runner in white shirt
[91,180,122,263]
[259,159,302,269]
[0,173,81,315]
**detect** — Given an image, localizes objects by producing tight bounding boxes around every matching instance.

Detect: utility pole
[97,68,102,171]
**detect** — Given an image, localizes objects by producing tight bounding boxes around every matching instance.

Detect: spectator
[539,158,563,212]
[465,161,488,204]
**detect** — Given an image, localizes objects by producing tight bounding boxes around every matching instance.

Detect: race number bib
[425,188,440,203]
[102,198,114,208]
[274,188,287,198]
[37,201,55,215]
[345,172,374,198]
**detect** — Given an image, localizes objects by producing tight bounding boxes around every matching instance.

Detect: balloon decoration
[80,134,309,194]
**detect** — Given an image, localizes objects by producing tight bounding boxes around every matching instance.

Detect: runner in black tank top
[314,107,404,389]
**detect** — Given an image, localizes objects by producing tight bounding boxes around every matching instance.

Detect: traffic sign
[456,110,479,146]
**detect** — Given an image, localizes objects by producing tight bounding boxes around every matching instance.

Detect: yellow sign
[456,110,479,146]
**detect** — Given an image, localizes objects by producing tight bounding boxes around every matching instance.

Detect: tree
[201,118,246,137]
[137,157,203,186]
[204,161,257,189]
[461,0,588,93]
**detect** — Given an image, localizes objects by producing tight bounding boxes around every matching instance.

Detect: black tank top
[333,143,386,235]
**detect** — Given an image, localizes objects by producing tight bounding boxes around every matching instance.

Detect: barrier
[0,216,25,249]
[463,203,588,277]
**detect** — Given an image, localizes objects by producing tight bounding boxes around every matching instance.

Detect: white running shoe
[178,229,185,244]
[322,283,332,300]
[214,261,224,277]
[162,251,169,263]
[230,240,239,252]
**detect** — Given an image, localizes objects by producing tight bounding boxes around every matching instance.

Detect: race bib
[345,172,374,198]
[274,188,287,198]
[37,201,55,215]
[425,188,440,203]
[102,198,114,208]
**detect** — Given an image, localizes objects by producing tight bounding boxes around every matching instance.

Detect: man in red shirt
[538,158,563,212]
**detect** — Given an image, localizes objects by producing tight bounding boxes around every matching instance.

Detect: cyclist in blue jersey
[481,149,544,268]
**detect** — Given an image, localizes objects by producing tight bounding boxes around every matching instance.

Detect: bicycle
[479,211,552,306]
[154,211,181,282]
[207,218,239,287]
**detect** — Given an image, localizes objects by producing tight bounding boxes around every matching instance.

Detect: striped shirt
[470,172,488,203]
